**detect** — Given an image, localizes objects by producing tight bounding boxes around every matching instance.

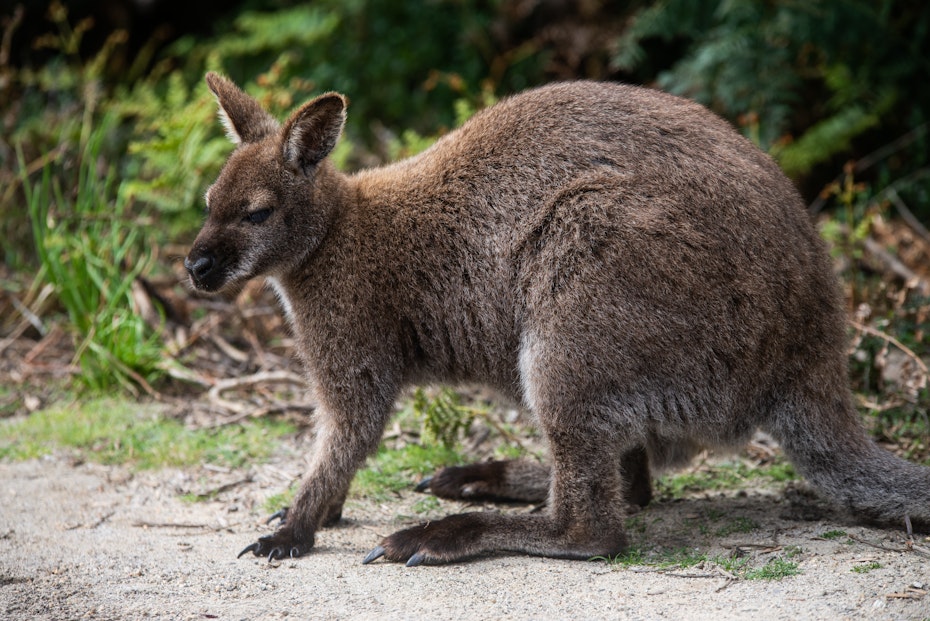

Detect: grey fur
[186,73,930,564]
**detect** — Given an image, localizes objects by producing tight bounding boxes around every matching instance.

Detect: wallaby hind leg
[419,446,652,508]
[367,401,637,564]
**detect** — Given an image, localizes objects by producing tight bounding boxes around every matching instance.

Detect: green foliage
[742,557,801,580]
[656,459,797,499]
[775,103,885,178]
[783,545,803,558]
[597,546,708,569]
[599,546,800,581]
[1,3,124,267]
[3,1,517,260]
[593,547,648,567]
[206,6,341,59]
[272,0,504,138]
[0,397,295,469]
[382,90,496,161]
[143,0,507,149]
[410,388,479,449]
[711,553,751,575]
[263,484,298,514]
[117,74,230,234]
[494,443,528,461]
[352,442,465,500]
[613,0,930,202]
[20,116,164,394]
[817,163,929,453]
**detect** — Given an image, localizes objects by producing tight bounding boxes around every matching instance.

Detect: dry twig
[849,320,929,380]
[861,237,930,294]
[206,369,310,417]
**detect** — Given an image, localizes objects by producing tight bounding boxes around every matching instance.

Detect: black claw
[362,546,386,565]
[414,477,433,493]
[405,552,427,567]
[237,542,260,559]
[290,546,301,558]
[268,547,283,562]
[267,508,289,526]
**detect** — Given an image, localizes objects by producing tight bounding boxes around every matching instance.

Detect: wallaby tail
[772,392,930,531]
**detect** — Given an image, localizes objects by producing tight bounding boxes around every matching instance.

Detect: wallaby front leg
[238,406,387,561]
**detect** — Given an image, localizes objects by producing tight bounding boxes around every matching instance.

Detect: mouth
[187,273,222,292]
[188,262,259,295]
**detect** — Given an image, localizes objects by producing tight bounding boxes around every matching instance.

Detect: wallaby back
[186,74,930,565]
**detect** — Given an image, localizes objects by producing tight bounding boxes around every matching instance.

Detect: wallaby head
[184,72,347,293]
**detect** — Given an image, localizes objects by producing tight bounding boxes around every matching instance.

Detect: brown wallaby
[185,72,930,566]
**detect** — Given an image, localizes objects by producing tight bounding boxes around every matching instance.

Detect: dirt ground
[2,444,929,621]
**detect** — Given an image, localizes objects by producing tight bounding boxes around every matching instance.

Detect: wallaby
[185,72,930,566]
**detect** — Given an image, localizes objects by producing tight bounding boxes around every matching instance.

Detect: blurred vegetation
[0,397,295,469]
[20,113,165,393]
[0,0,927,452]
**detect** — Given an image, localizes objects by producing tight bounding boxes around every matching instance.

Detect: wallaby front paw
[418,463,500,499]
[237,527,314,561]
[417,461,549,504]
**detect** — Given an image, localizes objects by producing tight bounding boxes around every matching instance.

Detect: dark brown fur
[185,73,930,565]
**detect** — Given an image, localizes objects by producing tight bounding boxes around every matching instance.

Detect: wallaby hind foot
[363,511,627,567]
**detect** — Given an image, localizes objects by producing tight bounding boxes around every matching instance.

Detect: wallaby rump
[185,73,930,565]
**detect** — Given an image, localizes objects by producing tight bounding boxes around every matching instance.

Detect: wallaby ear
[281,93,347,175]
[205,72,278,144]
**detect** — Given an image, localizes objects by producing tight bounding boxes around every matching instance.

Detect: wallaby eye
[245,208,272,224]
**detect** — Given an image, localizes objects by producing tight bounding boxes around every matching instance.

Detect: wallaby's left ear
[281,93,347,175]
[205,72,278,144]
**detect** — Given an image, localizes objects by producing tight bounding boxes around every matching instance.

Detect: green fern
[412,388,477,449]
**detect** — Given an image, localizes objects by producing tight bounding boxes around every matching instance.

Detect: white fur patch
[217,107,242,144]
[266,276,296,326]
[284,123,305,168]
[518,331,540,412]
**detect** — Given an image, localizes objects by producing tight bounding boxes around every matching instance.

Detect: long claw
[362,546,385,565]
[237,542,260,559]
[267,508,289,526]
[405,552,426,567]
[414,477,433,493]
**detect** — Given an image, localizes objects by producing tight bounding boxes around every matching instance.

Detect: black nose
[184,254,215,280]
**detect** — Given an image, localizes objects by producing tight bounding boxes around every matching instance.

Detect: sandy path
[1,457,928,620]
